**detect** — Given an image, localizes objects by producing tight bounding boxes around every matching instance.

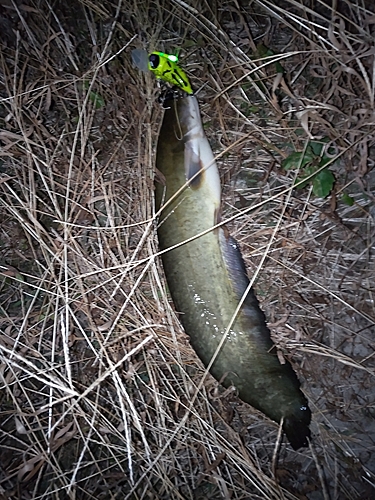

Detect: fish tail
[283,414,311,450]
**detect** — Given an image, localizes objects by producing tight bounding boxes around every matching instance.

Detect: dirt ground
[0,1,374,499]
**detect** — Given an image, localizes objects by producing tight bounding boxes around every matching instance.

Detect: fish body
[155,92,311,450]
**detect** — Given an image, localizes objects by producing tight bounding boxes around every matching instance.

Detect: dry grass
[0,0,374,498]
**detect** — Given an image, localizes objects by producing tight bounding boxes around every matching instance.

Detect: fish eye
[149,53,160,69]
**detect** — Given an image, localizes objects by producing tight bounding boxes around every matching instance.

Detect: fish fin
[184,141,203,188]
[219,232,262,311]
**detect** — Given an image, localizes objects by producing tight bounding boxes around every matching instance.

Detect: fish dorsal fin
[184,140,203,188]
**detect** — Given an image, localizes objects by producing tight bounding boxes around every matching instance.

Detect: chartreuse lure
[131,49,193,94]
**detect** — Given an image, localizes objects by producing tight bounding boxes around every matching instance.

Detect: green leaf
[312,169,335,198]
[239,101,260,116]
[309,137,336,157]
[89,91,105,109]
[282,139,337,198]
[275,61,285,74]
[256,43,274,58]
[83,81,105,109]
[281,150,315,171]
[309,140,326,156]
[255,43,284,74]
[341,192,354,206]
[296,165,319,189]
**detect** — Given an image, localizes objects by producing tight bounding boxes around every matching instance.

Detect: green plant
[281,138,336,198]
[83,81,105,109]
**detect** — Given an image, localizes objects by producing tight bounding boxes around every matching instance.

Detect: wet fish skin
[155,92,311,450]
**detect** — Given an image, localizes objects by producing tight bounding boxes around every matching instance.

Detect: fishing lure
[131,49,193,94]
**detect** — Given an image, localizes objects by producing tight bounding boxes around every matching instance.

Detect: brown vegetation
[0,0,374,498]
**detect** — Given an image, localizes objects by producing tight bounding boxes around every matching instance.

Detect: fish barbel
[155,91,311,450]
